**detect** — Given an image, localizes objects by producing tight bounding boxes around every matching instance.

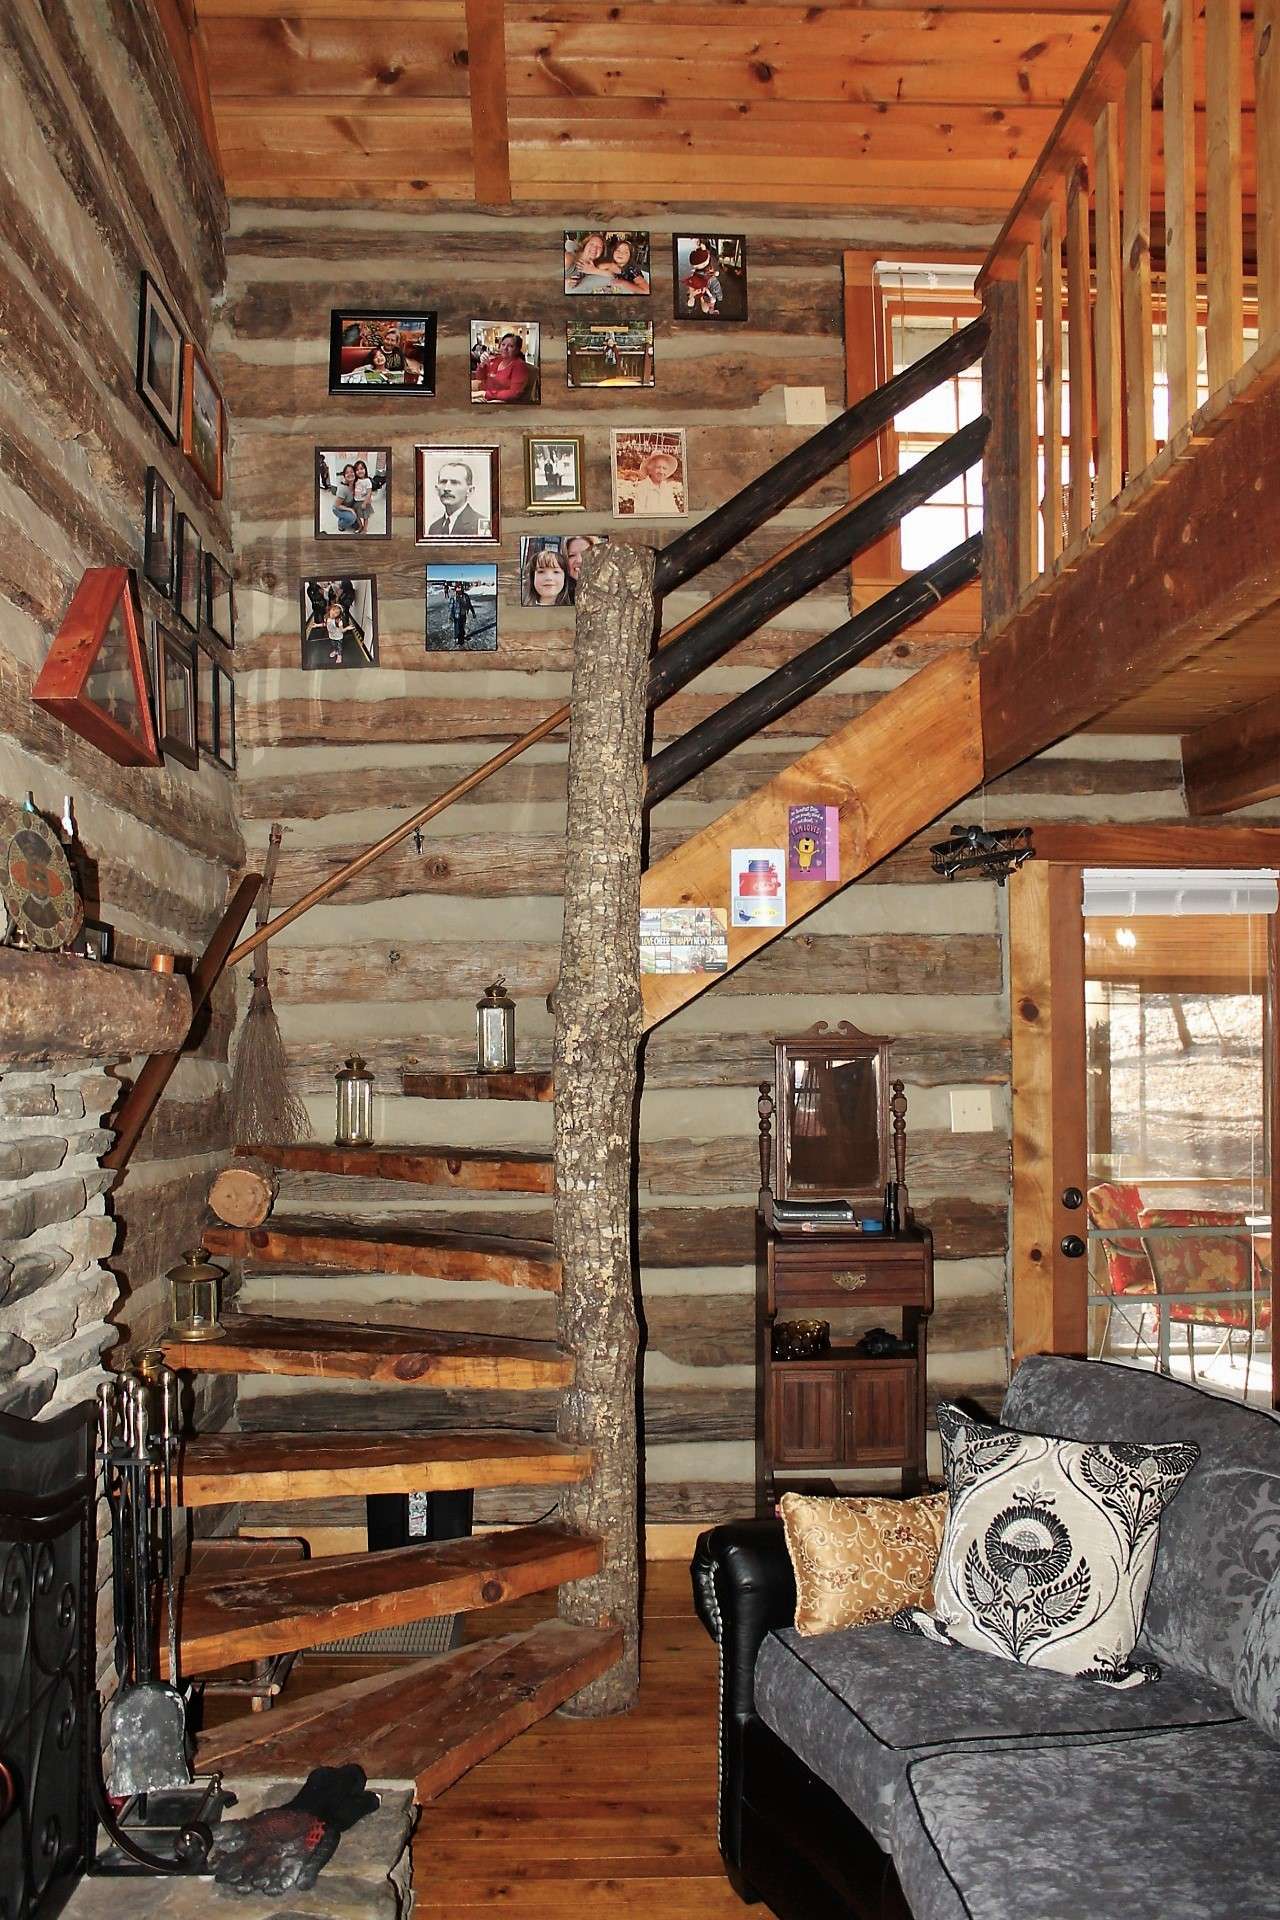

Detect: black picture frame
[175,513,202,631]
[328,311,437,395]
[136,271,183,440]
[143,467,176,597]
[672,234,749,323]
[195,639,217,754]
[205,553,235,644]
[213,663,236,770]
[300,576,379,669]
[155,623,198,770]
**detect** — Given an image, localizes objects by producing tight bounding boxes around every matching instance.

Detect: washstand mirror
[772,1022,891,1201]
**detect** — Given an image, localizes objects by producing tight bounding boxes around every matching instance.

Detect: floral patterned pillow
[780,1490,948,1636]
[893,1403,1199,1688]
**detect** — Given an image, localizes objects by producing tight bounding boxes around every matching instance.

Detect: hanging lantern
[477,977,516,1074]
[166,1248,225,1341]
[335,1054,374,1144]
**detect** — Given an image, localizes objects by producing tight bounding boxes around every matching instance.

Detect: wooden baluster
[1162,0,1198,433]
[1016,241,1039,589]
[980,277,1022,629]
[1259,0,1280,339]
[1205,0,1244,390]
[1092,99,1124,504]
[1040,202,1064,564]
[1065,162,1094,539]
[1121,41,1154,477]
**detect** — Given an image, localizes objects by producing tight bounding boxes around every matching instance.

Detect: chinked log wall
[0,0,240,1369]
[221,202,1203,1519]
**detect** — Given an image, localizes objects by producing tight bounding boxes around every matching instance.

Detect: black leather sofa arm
[691,1520,796,1877]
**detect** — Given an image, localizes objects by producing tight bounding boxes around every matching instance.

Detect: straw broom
[229,823,308,1145]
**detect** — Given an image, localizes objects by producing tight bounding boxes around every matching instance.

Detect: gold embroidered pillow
[780,1490,949,1637]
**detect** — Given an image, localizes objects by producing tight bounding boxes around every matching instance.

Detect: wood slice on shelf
[208,1156,280,1228]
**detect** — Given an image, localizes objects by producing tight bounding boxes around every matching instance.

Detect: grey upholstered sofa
[692,1357,1280,1920]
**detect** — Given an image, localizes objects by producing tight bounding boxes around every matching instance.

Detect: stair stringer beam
[640,648,984,1031]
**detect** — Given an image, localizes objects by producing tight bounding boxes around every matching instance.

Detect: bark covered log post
[554,540,656,1716]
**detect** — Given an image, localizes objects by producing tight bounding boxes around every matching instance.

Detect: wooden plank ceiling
[195,0,1118,208]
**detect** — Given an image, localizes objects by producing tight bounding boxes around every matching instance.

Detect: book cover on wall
[788,804,840,883]
[731,848,786,929]
[639,906,729,975]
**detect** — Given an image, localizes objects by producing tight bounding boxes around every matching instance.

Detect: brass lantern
[477,977,516,1074]
[166,1249,225,1341]
[335,1054,374,1145]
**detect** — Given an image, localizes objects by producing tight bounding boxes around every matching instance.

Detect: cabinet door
[772,1367,842,1466]
[845,1365,911,1464]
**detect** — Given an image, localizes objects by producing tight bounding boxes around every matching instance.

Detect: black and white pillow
[894,1403,1199,1688]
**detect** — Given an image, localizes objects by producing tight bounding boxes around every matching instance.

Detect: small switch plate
[783,386,828,426]
[949,1088,995,1133]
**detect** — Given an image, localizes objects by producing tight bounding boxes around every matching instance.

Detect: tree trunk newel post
[554,540,656,1716]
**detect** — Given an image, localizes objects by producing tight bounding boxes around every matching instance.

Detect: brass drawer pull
[833,1270,868,1291]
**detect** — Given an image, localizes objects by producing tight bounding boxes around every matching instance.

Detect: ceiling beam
[465,0,511,204]
[1182,689,1280,814]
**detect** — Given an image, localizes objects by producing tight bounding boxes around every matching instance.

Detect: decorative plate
[0,803,83,950]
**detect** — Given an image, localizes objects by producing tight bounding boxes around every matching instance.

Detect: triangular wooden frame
[33,567,161,767]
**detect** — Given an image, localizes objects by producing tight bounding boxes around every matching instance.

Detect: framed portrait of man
[415,446,500,547]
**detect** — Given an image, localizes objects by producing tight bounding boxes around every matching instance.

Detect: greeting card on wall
[731,848,786,929]
[788,804,840,883]
[639,906,729,975]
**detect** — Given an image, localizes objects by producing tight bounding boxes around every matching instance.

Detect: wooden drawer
[773,1256,925,1308]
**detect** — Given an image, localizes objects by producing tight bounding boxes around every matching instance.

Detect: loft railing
[979,0,1278,627]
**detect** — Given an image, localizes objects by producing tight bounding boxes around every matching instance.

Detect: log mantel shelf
[0,949,192,1064]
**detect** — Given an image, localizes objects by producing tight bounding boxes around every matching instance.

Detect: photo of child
[519,533,609,607]
[300,576,378,669]
[564,230,651,295]
[315,449,391,538]
[673,234,748,322]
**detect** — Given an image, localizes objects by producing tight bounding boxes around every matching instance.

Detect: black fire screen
[0,1403,97,1920]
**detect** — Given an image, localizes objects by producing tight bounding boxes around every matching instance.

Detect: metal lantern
[477,977,516,1074]
[335,1053,374,1145]
[166,1248,225,1341]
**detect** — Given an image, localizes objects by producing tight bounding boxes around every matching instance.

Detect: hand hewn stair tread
[402,1069,554,1102]
[161,1314,572,1388]
[234,1141,555,1193]
[172,1523,601,1676]
[195,1619,624,1799]
[177,1429,592,1505]
[203,1215,560,1291]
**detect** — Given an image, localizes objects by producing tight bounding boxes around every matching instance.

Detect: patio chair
[1137,1206,1271,1390]
[1086,1182,1157,1359]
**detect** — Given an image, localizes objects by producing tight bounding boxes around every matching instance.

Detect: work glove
[210,1763,380,1897]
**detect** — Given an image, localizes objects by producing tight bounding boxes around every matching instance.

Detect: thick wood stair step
[402,1069,553,1102]
[204,1216,560,1292]
[161,1314,572,1389]
[236,1141,554,1194]
[172,1523,601,1676]
[195,1619,623,1798]
[177,1430,592,1506]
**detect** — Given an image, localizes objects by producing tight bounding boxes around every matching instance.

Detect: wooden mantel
[0,951,192,1065]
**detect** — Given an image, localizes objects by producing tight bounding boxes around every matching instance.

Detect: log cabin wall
[221,201,1202,1518]
[0,0,241,1373]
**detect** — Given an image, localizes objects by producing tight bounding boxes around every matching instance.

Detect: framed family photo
[301,575,378,669]
[611,428,688,518]
[329,312,436,392]
[519,533,608,608]
[155,624,198,770]
[176,513,202,629]
[470,320,540,405]
[213,661,236,770]
[181,341,224,497]
[415,446,499,546]
[426,564,498,653]
[136,272,182,440]
[205,554,235,644]
[525,435,584,511]
[315,448,391,539]
[564,230,651,295]
[143,467,176,597]
[196,639,217,755]
[566,320,654,390]
[673,234,748,322]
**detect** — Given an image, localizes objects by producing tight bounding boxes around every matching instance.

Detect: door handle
[833,1270,869,1291]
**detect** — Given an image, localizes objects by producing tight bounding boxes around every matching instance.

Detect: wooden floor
[204,1561,745,1918]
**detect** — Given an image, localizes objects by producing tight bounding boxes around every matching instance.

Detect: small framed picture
[470,320,540,405]
[196,639,217,753]
[525,435,584,512]
[564,230,651,295]
[181,341,224,498]
[566,320,654,390]
[301,576,378,669]
[611,428,688,518]
[143,467,176,596]
[136,272,182,440]
[426,564,498,652]
[205,554,235,644]
[673,234,748,322]
[155,624,198,770]
[315,448,391,539]
[519,533,609,608]
[176,513,202,629]
[415,446,499,546]
[71,920,113,963]
[329,312,436,393]
[213,662,236,770]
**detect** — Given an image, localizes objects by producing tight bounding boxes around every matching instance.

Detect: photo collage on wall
[299,229,752,666]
